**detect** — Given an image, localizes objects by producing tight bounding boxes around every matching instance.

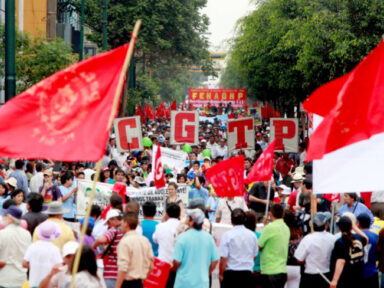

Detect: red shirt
[288,189,299,211]
[103,228,123,279]
[276,158,294,177]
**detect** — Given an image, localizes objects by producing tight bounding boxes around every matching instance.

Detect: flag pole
[70,20,142,288]
[264,180,272,219]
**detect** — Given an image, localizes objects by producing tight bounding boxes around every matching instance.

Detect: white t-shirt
[294,231,336,274]
[24,240,62,287]
[152,218,180,263]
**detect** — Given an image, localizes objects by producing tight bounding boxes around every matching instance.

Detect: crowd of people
[1,112,384,288]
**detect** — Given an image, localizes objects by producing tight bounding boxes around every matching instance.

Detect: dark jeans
[166,271,176,288]
[261,273,287,288]
[365,273,379,288]
[121,280,143,288]
[299,273,331,288]
[221,270,253,288]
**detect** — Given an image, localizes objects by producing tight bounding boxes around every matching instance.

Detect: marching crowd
[1,113,384,288]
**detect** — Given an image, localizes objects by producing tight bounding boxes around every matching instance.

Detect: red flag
[205,156,244,197]
[304,41,384,161]
[135,103,144,122]
[0,44,130,161]
[322,193,340,203]
[143,257,171,288]
[170,100,177,111]
[154,144,166,189]
[245,141,276,184]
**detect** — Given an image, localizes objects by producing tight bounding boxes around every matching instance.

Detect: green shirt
[258,218,290,275]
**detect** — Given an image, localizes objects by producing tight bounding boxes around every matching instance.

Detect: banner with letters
[152,145,187,174]
[170,111,199,145]
[76,180,189,219]
[227,117,255,151]
[270,118,299,153]
[189,88,246,108]
[114,116,143,152]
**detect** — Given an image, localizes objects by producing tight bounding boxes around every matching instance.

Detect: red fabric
[154,144,166,189]
[170,100,177,111]
[135,103,144,122]
[287,190,298,211]
[156,102,167,119]
[111,182,127,204]
[206,156,245,197]
[0,44,130,161]
[322,193,341,203]
[360,192,372,209]
[100,205,111,220]
[304,41,384,161]
[245,141,275,184]
[143,258,171,288]
[275,157,294,178]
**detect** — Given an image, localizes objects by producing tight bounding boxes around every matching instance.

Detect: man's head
[105,209,122,228]
[143,201,156,218]
[121,212,138,233]
[61,173,73,187]
[125,201,140,214]
[110,194,123,212]
[231,208,246,226]
[114,169,126,182]
[3,205,23,226]
[91,204,102,220]
[312,212,330,232]
[244,158,252,171]
[35,162,44,173]
[26,192,44,213]
[344,193,357,206]
[357,213,371,229]
[302,178,312,192]
[166,203,181,219]
[186,208,205,230]
[270,203,284,220]
[15,159,24,170]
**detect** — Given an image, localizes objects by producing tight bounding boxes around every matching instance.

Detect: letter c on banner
[118,118,140,150]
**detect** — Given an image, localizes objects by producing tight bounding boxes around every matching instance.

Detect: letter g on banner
[170,111,199,145]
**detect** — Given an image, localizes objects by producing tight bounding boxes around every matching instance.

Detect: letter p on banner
[170,111,199,145]
[114,116,143,152]
[270,118,298,152]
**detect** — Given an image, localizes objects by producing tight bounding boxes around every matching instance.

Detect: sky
[202,0,254,51]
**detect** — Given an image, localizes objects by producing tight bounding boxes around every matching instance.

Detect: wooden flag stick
[70,20,142,288]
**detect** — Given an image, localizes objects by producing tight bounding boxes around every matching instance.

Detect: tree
[0,25,76,94]
[221,0,384,114]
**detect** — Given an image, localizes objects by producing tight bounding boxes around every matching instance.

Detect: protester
[188,176,209,204]
[29,163,44,193]
[258,203,290,288]
[0,206,32,288]
[219,208,258,288]
[33,201,76,251]
[172,208,218,288]
[141,201,159,257]
[79,216,96,247]
[165,182,184,217]
[116,212,154,288]
[153,203,181,288]
[248,181,275,221]
[74,246,105,288]
[286,173,304,212]
[294,212,335,288]
[59,173,77,221]
[6,176,18,193]
[216,196,248,225]
[11,188,28,215]
[0,182,9,215]
[338,193,374,225]
[329,215,368,288]
[9,159,29,196]
[23,221,63,287]
[357,213,379,287]
[39,170,62,204]
[23,192,48,235]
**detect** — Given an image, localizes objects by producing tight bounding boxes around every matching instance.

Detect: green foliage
[0,25,76,94]
[72,0,214,103]
[221,0,384,113]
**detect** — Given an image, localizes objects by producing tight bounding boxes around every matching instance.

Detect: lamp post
[5,0,16,101]
[79,0,85,60]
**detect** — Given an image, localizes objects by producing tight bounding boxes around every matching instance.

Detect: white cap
[278,184,291,195]
[104,209,122,224]
[62,241,79,257]
[110,134,116,139]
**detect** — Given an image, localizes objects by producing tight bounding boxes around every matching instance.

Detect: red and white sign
[227,117,255,151]
[154,144,166,189]
[245,141,276,184]
[114,116,143,152]
[205,156,245,197]
[189,88,246,108]
[270,118,298,153]
[170,111,199,145]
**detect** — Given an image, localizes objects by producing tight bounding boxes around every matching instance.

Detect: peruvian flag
[245,141,276,184]
[304,40,384,193]
[154,144,166,189]
[0,44,131,161]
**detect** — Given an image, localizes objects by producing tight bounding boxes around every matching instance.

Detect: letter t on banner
[227,117,255,151]
[154,144,166,189]
[170,111,199,145]
[114,116,143,152]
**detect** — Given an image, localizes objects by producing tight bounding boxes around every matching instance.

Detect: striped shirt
[103,228,123,279]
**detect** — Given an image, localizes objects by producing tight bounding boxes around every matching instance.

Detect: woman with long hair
[329,216,368,288]
[74,246,104,287]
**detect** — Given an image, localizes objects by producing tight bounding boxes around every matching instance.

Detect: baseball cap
[186,208,205,225]
[79,216,95,229]
[62,241,79,257]
[312,212,329,228]
[104,209,122,224]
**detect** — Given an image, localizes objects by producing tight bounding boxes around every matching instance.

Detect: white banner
[76,180,189,219]
[152,145,187,174]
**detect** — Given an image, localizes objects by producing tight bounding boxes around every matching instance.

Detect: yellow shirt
[117,230,154,281]
[371,217,384,234]
[32,218,75,252]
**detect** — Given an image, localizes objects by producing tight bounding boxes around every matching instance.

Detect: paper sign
[152,146,187,173]
[227,117,255,151]
[170,111,199,145]
[270,118,298,153]
[114,116,143,152]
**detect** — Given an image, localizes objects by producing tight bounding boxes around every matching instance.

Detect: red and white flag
[245,141,275,184]
[154,144,166,189]
[304,40,384,193]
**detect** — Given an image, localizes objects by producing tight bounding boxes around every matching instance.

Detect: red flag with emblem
[245,141,276,184]
[0,44,130,161]
[154,144,166,189]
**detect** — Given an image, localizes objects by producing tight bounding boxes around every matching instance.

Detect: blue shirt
[9,169,29,195]
[0,195,10,215]
[219,225,258,271]
[338,202,374,226]
[173,229,219,288]
[189,187,209,204]
[362,230,378,278]
[141,219,159,257]
[206,196,220,222]
[60,186,76,219]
